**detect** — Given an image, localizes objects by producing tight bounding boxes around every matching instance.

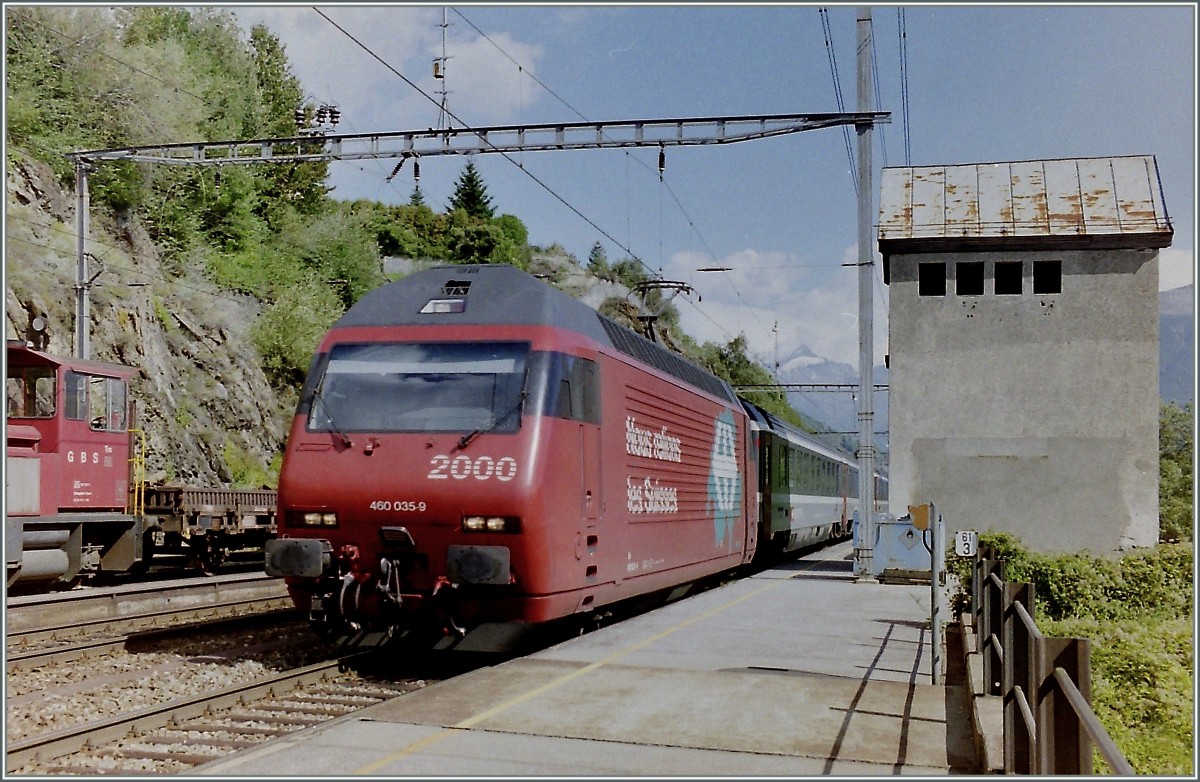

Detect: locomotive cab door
[581,423,601,521]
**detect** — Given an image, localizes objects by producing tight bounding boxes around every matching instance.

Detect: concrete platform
[195,541,979,776]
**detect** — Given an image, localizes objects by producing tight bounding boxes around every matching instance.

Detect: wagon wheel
[199,544,226,575]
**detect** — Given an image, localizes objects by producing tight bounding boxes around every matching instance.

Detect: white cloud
[664,246,888,370]
[232,7,544,134]
[1159,246,1194,291]
[439,33,545,124]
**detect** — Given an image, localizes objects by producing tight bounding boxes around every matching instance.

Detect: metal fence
[970,551,1134,775]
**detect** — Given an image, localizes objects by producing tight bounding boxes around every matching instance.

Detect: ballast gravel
[5,623,341,744]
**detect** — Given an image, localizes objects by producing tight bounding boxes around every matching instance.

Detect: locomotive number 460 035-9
[368,500,427,512]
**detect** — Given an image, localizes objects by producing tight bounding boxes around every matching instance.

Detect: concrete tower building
[879,156,1173,554]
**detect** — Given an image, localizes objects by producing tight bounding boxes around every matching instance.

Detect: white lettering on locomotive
[625,476,679,515]
[368,500,427,511]
[625,417,682,463]
[428,454,518,482]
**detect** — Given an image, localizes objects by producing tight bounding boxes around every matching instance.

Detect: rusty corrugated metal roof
[878,156,1173,251]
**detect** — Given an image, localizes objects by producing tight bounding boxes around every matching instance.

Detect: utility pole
[854,6,877,580]
[74,159,91,360]
[434,7,452,131]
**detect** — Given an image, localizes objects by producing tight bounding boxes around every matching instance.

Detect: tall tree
[408,186,426,207]
[587,241,610,278]
[447,160,494,218]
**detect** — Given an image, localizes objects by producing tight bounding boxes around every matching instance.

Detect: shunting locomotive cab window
[63,371,127,430]
[6,366,55,418]
[306,342,529,434]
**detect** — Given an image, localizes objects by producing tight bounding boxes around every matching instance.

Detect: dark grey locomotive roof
[333,264,738,404]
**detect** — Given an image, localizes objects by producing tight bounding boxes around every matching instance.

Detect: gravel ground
[6,621,341,745]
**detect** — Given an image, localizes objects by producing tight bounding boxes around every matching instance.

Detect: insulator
[294,106,305,128]
[316,105,328,124]
[413,159,421,182]
[658,147,666,181]
[329,106,341,125]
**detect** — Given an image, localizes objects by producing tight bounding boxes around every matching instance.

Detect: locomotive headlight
[462,515,521,533]
[290,511,338,528]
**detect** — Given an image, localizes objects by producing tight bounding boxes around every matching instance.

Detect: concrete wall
[887,247,1159,554]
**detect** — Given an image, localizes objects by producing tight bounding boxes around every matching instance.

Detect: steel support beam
[733,383,888,393]
[64,112,888,167]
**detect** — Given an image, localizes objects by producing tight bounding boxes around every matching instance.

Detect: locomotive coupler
[431,576,466,638]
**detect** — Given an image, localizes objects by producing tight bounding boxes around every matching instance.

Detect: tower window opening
[1033,260,1062,294]
[994,261,1023,295]
[918,263,946,297]
[956,262,985,296]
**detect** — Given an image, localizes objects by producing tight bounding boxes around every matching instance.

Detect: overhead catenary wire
[312,6,657,280]
[453,7,768,352]
[869,15,888,169]
[452,7,726,277]
[898,7,912,167]
[818,6,857,196]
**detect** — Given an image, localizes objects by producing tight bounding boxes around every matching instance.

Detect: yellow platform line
[354,570,804,775]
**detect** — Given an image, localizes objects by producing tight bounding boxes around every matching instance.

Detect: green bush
[1048,616,1194,775]
[1159,402,1194,543]
[251,279,342,386]
[954,533,1193,775]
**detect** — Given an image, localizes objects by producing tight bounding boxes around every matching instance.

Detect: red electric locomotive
[266,264,759,646]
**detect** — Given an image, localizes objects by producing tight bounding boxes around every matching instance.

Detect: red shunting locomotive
[6,341,279,587]
[266,264,759,646]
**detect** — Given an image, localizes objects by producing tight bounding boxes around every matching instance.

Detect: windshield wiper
[311,385,352,447]
[457,389,527,451]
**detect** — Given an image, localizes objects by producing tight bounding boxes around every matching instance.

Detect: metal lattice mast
[66,110,888,361]
[854,7,878,579]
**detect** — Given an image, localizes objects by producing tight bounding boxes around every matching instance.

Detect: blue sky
[232,3,1196,369]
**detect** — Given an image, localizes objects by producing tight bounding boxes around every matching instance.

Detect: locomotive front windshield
[305,342,530,434]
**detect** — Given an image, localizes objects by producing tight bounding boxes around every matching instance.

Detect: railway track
[7,654,419,774]
[6,573,293,661]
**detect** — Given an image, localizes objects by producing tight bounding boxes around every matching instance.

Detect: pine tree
[447,160,495,218]
[587,241,610,278]
[408,185,426,207]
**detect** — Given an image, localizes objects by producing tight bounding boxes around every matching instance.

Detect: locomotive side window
[88,376,128,431]
[306,342,530,434]
[526,352,600,424]
[66,370,88,420]
[63,371,127,430]
[6,366,55,418]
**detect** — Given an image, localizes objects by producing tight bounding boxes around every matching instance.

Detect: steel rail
[6,593,293,652]
[5,605,300,673]
[6,573,288,636]
[4,655,365,772]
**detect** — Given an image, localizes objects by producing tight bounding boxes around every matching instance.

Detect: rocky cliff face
[5,158,292,487]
